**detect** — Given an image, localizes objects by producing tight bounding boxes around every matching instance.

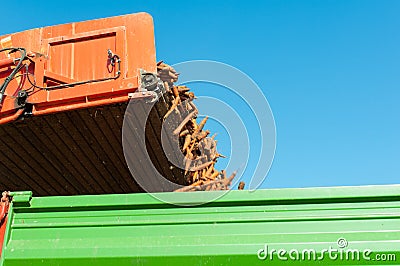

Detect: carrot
[182,134,191,151]
[184,157,191,175]
[183,92,195,99]
[169,71,178,79]
[190,161,214,172]
[186,148,194,160]
[177,85,190,93]
[223,171,237,187]
[179,129,190,137]
[173,110,197,135]
[238,181,245,190]
[192,171,199,182]
[172,86,180,98]
[193,129,210,141]
[191,118,198,130]
[174,180,203,192]
[206,162,214,177]
[164,96,180,119]
[186,142,195,156]
[163,81,170,92]
[194,116,208,134]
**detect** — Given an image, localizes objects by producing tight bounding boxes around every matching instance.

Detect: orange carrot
[182,134,191,151]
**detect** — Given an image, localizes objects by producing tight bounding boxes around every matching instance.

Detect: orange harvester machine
[0,13,182,196]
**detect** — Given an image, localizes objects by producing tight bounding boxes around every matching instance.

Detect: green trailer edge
[1,184,400,265]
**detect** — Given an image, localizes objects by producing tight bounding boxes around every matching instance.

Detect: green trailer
[0,185,399,265]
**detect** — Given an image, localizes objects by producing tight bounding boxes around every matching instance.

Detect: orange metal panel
[0,215,7,257]
[0,13,156,123]
[0,193,9,257]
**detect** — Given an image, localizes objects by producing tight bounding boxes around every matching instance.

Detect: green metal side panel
[1,185,400,265]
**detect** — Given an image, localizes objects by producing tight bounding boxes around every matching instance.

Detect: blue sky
[2,1,399,189]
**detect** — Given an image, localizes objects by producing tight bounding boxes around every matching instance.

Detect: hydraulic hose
[0,47,27,105]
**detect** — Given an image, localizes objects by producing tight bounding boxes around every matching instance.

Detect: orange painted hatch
[0,12,157,122]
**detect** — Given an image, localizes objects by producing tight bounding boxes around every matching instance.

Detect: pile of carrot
[157,61,244,192]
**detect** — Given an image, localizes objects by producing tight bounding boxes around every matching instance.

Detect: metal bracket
[139,69,158,92]
[16,90,28,107]
[128,91,159,103]
[138,69,167,103]
[8,191,32,207]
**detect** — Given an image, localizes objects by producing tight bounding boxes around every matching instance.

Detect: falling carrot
[184,157,191,175]
[205,162,214,177]
[194,116,208,134]
[182,134,191,151]
[173,110,197,135]
[164,96,180,119]
[190,160,214,172]
[179,129,190,137]
[192,171,199,182]
[172,86,180,98]
[177,85,190,93]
